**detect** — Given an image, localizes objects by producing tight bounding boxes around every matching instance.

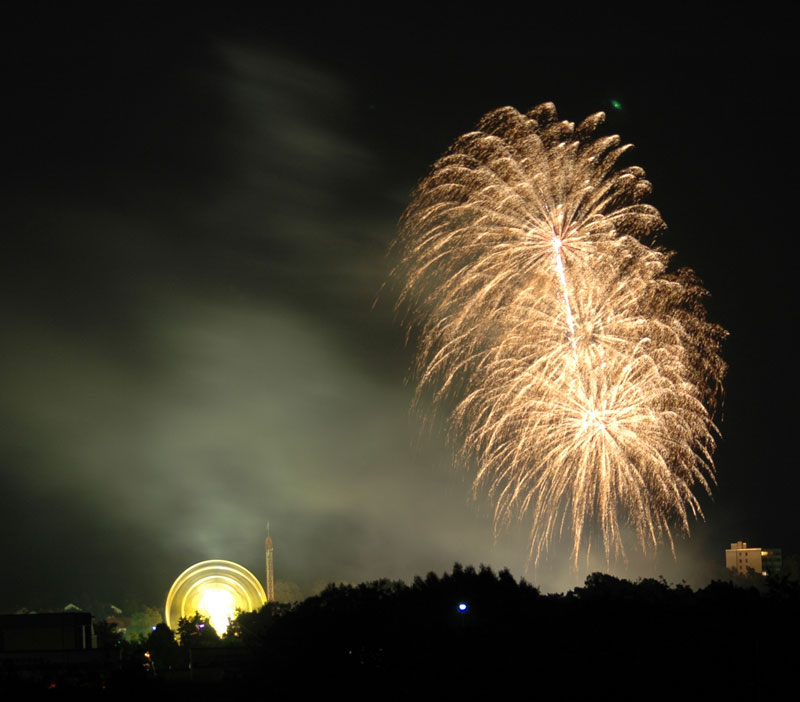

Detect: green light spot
[610,100,623,111]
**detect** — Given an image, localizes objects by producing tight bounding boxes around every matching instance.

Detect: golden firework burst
[394,103,726,565]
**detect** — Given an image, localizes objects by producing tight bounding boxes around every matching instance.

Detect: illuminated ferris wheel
[164,559,267,635]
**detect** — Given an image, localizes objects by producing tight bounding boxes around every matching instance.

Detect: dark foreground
[3,565,798,698]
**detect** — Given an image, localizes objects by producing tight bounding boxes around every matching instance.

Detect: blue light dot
[458,603,467,612]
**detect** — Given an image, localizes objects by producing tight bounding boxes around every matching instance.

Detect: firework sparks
[394,103,726,565]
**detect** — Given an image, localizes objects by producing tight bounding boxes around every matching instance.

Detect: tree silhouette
[176,611,221,647]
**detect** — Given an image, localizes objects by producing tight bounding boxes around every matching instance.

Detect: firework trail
[394,103,726,565]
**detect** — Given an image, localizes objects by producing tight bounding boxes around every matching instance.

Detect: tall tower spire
[265,522,275,603]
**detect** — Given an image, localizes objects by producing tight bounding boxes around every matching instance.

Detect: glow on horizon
[198,587,238,635]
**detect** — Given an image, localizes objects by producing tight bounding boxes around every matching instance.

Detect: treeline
[10,565,800,696]
[131,564,800,696]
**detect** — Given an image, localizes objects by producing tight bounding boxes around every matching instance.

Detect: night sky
[2,9,797,611]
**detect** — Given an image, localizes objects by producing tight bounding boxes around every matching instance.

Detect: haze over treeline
[1,8,797,610]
